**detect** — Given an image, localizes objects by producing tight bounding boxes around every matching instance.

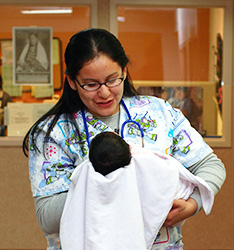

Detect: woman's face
[29,34,38,45]
[68,55,126,117]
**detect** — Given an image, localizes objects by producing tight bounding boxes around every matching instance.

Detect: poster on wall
[13,27,53,86]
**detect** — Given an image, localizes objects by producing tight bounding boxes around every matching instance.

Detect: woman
[23,28,226,250]
[16,32,49,72]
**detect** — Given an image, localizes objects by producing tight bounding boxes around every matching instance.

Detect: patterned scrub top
[28,95,213,249]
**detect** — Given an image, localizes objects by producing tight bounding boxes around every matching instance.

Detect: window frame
[110,0,233,147]
[0,0,97,146]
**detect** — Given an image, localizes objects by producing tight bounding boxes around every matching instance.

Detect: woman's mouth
[96,99,114,107]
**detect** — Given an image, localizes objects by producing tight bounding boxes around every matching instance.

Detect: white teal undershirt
[96,111,120,134]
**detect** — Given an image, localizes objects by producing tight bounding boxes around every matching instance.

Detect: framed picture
[13,27,53,85]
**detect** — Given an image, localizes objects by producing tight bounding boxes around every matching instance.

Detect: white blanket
[60,148,214,250]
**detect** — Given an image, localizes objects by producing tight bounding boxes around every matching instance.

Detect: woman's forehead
[79,55,121,77]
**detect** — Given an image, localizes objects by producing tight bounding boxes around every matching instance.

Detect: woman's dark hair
[89,132,132,176]
[23,28,138,156]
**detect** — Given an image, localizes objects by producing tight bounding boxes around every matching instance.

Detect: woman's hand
[163,198,198,227]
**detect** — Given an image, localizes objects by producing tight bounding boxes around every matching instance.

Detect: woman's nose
[97,85,111,98]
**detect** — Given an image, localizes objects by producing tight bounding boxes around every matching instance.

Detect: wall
[182,94,234,249]
[0,0,233,249]
[0,146,46,249]
[118,7,210,82]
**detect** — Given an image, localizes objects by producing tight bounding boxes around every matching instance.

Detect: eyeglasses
[75,76,124,92]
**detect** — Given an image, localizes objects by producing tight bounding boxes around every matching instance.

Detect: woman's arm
[29,117,80,235]
[188,152,226,196]
[164,152,226,227]
[34,192,67,234]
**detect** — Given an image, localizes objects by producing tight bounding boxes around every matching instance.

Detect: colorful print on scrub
[28,95,212,250]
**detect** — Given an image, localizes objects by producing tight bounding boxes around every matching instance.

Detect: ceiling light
[21,8,73,15]
[117,16,125,22]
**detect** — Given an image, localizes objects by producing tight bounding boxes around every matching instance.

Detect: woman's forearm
[34,192,67,234]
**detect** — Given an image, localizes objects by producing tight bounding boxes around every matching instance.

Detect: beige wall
[0,147,46,249]
[183,102,234,250]
[0,1,233,249]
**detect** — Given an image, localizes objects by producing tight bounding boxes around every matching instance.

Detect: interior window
[112,3,232,147]
[0,5,91,137]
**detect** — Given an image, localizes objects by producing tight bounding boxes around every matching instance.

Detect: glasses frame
[74,75,124,91]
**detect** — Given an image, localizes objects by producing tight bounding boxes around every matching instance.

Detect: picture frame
[13,26,53,86]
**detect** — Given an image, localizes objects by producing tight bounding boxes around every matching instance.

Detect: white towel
[60,147,214,250]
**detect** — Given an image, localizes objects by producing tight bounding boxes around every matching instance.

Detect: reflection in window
[0,5,90,136]
[118,6,224,137]
[138,86,203,135]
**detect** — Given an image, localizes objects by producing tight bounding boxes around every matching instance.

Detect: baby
[60,131,214,250]
[89,131,132,175]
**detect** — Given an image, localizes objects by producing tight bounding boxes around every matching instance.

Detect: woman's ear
[66,76,77,91]
[123,66,128,80]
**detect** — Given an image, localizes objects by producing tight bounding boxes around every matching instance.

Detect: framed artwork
[13,27,53,85]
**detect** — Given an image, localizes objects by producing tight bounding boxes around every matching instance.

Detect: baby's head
[89,132,132,176]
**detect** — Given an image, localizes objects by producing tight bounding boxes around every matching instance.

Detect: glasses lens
[82,77,123,91]
[83,83,100,91]
[106,77,123,88]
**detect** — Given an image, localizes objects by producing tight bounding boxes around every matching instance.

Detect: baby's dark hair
[89,132,132,176]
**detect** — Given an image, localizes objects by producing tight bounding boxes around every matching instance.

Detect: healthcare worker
[23,28,226,250]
